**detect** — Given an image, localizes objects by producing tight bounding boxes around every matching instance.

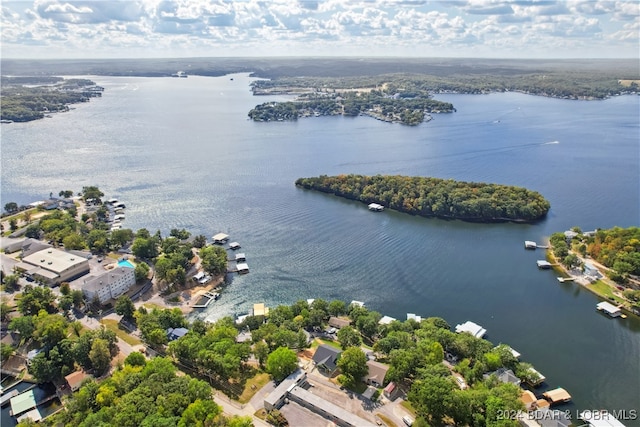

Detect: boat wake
[543,140,560,145]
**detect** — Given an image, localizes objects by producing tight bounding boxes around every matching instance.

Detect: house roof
[312,344,342,371]
[328,316,351,328]
[167,327,188,340]
[65,370,89,389]
[495,368,521,385]
[365,360,390,384]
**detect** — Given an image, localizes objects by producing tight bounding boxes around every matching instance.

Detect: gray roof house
[312,344,342,375]
[484,368,521,386]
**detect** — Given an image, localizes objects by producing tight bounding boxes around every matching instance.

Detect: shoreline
[136,274,225,315]
[546,248,639,318]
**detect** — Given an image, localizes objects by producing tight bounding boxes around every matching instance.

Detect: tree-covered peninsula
[248,79,454,125]
[296,174,550,222]
[0,77,103,122]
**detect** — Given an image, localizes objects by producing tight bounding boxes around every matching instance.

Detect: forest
[0,78,103,122]
[295,174,550,222]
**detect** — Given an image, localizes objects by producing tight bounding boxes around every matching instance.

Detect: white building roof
[579,411,627,427]
[22,248,88,274]
[213,233,229,242]
[407,313,422,322]
[350,300,365,307]
[378,315,396,325]
[596,301,621,315]
[455,321,487,338]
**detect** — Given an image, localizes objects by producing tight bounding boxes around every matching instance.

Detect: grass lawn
[401,400,416,416]
[100,318,141,346]
[588,280,625,304]
[141,302,165,311]
[237,372,271,404]
[315,338,342,350]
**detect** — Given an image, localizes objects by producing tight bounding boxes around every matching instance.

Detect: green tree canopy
[265,346,298,381]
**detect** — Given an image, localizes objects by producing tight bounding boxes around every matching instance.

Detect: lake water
[1,74,639,420]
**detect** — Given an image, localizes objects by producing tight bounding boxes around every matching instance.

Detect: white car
[403,416,414,426]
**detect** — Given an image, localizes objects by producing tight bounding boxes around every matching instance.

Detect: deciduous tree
[265,346,298,381]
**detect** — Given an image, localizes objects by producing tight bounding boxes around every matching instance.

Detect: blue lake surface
[1,74,639,420]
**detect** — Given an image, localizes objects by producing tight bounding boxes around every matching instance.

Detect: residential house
[328,316,351,329]
[65,371,90,392]
[312,344,342,375]
[364,360,389,387]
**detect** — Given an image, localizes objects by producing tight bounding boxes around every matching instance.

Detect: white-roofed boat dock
[596,301,626,318]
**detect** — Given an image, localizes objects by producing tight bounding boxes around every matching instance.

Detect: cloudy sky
[1,0,638,59]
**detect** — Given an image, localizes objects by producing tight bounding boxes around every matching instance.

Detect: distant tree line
[296,174,550,222]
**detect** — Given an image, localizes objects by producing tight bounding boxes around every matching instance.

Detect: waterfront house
[364,360,390,387]
[455,321,487,338]
[328,316,351,329]
[583,262,601,278]
[312,344,342,375]
[484,368,521,386]
[65,370,90,392]
[167,327,189,341]
[350,300,365,308]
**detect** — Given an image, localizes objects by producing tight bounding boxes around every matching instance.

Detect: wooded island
[296,174,550,222]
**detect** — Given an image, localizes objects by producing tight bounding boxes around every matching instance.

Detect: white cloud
[0,0,637,58]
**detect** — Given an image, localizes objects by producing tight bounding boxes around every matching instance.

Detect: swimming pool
[117,260,135,269]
